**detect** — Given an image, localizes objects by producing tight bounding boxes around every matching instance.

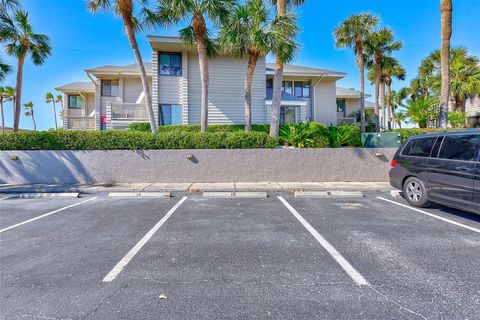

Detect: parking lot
[1,192,479,319]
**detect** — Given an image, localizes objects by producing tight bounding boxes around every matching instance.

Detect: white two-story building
[55,36,373,130]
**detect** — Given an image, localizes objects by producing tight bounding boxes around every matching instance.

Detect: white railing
[337,117,356,125]
[111,103,148,120]
[67,116,95,130]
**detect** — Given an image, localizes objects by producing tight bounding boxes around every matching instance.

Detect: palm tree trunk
[120,6,158,134]
[356,40,366,133]
[14,54,26,132]
[193,15,209,132]
[0,99,4,134]
[32,110,36,131]
[439,0,452,128]
[269,0,287,137]
[52,101,58,129]
[380,81,386,131]
[387,83,394,129]
[245,52,259,131]
[374,74,381,132]
[455,94,463,112]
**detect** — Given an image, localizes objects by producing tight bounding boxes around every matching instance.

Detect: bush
[0,130,279,150]
[388,128,467,141]
[128,122,270,133]
[279,122,361,148]
[448,112,468,128]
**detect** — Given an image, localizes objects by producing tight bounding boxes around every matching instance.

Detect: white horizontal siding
[465,95,480,115]
[188,55,266,124]
[123,78,143,103]
[313,80,337,125]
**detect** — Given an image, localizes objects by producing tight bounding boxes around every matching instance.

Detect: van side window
[438,135,479,162]
[430,136,444,158]
[401,137,437,157]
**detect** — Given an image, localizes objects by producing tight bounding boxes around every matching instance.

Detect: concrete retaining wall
[0,148,397,184]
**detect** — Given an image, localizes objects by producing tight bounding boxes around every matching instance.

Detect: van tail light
[391,159,397,168]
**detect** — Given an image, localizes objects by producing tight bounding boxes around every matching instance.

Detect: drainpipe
[311,75,325,122]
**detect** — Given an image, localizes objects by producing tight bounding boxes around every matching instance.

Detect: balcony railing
[67,116,95,130]
[111,103,148,120]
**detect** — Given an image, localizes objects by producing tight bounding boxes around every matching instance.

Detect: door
[427,134,479,208]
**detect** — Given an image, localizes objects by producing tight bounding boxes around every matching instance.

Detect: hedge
[388,128,472,141]
[128,122,270,133]
[0,130,279,150]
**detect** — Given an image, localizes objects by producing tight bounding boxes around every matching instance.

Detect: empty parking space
[285,193,480,319]
[0,192,479,319]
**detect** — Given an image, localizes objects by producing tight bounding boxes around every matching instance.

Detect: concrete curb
[2,192,81,199]
[108,192,172,198]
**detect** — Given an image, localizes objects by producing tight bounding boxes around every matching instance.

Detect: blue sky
[1,0,479,130]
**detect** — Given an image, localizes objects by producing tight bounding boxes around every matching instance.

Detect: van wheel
[403,177,431,207]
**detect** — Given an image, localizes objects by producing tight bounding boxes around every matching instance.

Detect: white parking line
[103,196,188,282]
[0,197,98,234]
[278,196,369,286]
[377,197,480,234]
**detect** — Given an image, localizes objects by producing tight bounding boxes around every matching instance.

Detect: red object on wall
[101,115,107,125]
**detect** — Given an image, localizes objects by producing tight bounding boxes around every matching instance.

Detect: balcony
[111,103,148,121]
[67,116,95,130]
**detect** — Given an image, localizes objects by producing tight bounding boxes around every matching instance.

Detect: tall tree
[334,13,379,133]
[158,0,233,132]
[382,58,406,129]
[0,9,51,132]
[2,86,15,132]
[88,0,158,134]
[439,0,452,128]
[55,94,64,127]
[219,0,297,131]
[390,87,409,129]
[364,28,402,132]
[0,0,19,11]
[45,92,58,129]
[269,0,304,137]
[0,87,6,133]
[23,101,35,130]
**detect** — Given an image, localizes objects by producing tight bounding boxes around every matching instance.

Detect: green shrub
[128,122,270,133]
[0,130,278,150]
[388,128,469,141]
[322,125,362,147]
[448,112,468,128]
[279,122,316,148]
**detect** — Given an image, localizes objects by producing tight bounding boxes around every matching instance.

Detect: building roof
[54,81,95,92]
[336,86,371,98]
[265,88,307,106]
[266,63,346,78]
[85,63,153,75]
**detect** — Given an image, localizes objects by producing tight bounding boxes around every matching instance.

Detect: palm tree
[23,101,36,130]
[390,87,409,129]
[334,13,379,133]
[87,0,158,134]
[364,28,402,132]
[395,111,407,129]
[439,0,452,128]
[269,0,305,137]
[158,0,233,132]
[382,58,406,129]
[219,0,298,132]
[55,94,64,127]
[0,87,7,133]
[0,9,51,132]
[405,96,439,128]
[0,56,12,83]
[0,0,19,11]
[420,47,480,112]
[45,92,58,129]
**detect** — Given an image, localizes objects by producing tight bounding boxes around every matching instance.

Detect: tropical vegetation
[45,92,58,129]
[23,101,35,130]
[334,13,379,133]
[439,0,452,128]
[0,8,51,132]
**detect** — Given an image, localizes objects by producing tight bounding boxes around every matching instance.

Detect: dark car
[389,130,480,214]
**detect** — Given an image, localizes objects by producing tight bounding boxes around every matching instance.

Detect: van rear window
[401,137,437,157]
[438,135,479,162]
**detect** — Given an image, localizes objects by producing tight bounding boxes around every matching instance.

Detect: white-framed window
[68,95,84,109]
[159,104,182,125]
[101,80,119,97]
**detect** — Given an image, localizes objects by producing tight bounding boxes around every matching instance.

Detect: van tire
[403,177,431,208]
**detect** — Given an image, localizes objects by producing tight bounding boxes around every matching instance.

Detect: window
[430,136,444,158]
[282,81,293,95]
[438,135,479,162]
[159,104,182,125]
[101,80,119,97]
[68,95,84,109]
[280,106,296,124]
[336,99,346,113]
[159,52,182,76]
[401,137,437,157]
[293,81,310,98]
[266,79,273,88]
